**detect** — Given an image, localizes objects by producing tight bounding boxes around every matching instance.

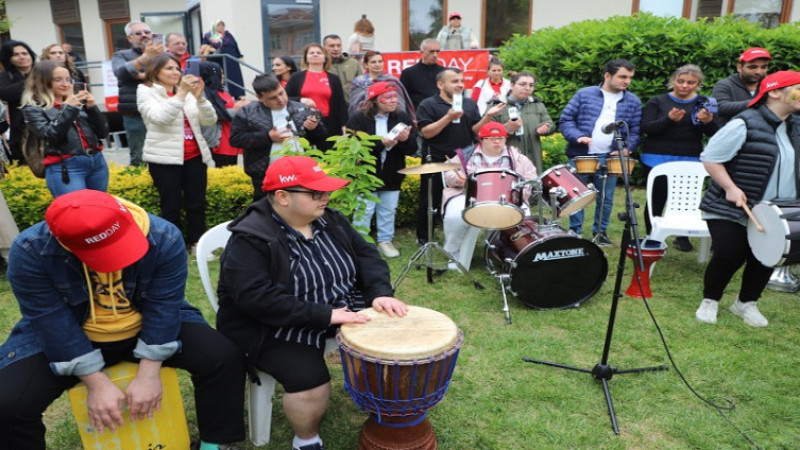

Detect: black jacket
[346,110,417,191]
[216,199,393,373]
[22,104,109,156]
[285,70,348,140]
[229,100,328,183]
[711,73,757,125]
[0,70,28,149]
[111,47,144,115]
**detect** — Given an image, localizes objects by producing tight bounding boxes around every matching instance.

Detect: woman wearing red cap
[347,81,416,258]
[441,121,537,268]
[695,70,800,328]
[436,12,478,50]
[348,50,414,118]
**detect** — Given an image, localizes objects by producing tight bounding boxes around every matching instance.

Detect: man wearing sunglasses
[216,156,408,450]
[111,21,164,166]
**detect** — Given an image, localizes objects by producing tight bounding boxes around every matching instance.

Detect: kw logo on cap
[279,174,297,184]
[767,81,780,88]
[84,221,121,244]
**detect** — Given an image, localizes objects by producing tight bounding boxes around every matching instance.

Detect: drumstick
[741,203,764,232]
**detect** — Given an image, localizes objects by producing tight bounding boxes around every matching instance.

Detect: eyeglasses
[282,189,330,200]
[482,136,506,142]
[130,30,153,36]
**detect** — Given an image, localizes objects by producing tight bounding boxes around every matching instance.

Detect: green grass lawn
[2,187,799,449]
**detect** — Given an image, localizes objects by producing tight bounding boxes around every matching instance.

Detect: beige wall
[532,0,633,30]
[5,0,60,55]
[320,0,403,52]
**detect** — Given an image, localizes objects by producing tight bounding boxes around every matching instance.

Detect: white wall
[320,0,403,52]
[532,0,632,30]
[5,0,60,57]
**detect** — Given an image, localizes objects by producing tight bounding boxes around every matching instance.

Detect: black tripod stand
[523,124,668,434]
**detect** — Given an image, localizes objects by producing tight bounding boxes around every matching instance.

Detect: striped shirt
[271,212,362,348]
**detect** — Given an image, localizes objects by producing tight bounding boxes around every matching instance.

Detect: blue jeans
[122,115,146,166]
[354,190,400,243]
[45,153,109,198]
[568,160,617,235]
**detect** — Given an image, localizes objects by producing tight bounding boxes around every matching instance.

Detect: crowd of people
[0,8,795,448]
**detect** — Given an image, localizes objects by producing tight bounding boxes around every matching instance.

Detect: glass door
[261,0,320,67]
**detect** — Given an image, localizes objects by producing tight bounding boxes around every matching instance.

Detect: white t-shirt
[270,108,302,160]
[589,90,623,154]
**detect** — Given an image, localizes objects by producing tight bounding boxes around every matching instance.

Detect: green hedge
[499,14,800,124]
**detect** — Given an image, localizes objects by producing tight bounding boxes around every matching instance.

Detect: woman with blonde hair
[137,52,217,250]
[40,43,86,85]
[21,60,109,197]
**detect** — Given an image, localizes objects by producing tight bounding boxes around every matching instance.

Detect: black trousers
[148,156,208,244]
[0,322,245,449]
[703,219,773,302]
[415,154,447,242]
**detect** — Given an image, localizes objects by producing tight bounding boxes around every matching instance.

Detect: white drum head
[747,202,789,267]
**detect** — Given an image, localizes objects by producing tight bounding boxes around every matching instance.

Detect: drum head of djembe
[338,306,463,421]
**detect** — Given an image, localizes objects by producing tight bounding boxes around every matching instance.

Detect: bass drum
[485,218,608,309]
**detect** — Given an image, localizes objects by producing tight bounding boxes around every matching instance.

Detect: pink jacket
[442,144,538,211]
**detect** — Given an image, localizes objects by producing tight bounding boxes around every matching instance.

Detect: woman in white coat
[138,52,216,249]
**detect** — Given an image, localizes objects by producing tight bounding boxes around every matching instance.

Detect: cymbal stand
[524,124,668,434]
[393,171,484,290]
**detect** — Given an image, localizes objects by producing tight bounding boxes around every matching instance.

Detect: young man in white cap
[696,71,800,327]
[712,47,771,125]
[0,189,244,449]
[216,156,408,450]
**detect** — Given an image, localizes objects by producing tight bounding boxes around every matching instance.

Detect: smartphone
[184,57,200,77]
[72,82,86,95]
[508,106,520,121]
[151,33,162,45]
[386,123,407,141]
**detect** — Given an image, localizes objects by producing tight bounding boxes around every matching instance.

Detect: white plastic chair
[646,161,711,264]
[196,221,337,447]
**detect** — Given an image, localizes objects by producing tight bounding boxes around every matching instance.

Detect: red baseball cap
[448,12,461,20]
[368,81,396,100]
[739,47,772,62]
[262,156,350,192]
[748,71,800,107]
[478,121,508,138]
[45,190,149,272]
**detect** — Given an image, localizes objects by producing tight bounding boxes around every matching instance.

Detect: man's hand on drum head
[331,307,371,325]
[372,296,409,318]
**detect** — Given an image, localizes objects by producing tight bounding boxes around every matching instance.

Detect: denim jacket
[0,215,206,376]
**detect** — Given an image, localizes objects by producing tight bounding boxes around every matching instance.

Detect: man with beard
[112,21,164,166]
[712,47,771,125]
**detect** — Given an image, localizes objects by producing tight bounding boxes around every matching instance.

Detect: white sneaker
[377,241,400,258]
[695,299,718,324]
[447,261,460,271]
[729,299,768,327]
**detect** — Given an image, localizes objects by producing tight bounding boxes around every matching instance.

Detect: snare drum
[485,218,608,309]
[747,200,800,267]
[338,306,463,448]
[606,157,636,176]
[539,164,597,217]
[463,168,524,229]
[573,156,600,174]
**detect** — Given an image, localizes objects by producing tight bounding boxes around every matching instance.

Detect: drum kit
[394,156,640,324]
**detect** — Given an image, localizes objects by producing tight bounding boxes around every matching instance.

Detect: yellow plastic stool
[68,361,190,450]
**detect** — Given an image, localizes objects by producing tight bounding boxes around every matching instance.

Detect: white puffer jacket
[137,83,217,166]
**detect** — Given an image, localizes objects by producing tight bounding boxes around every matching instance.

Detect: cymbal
[398,162,462,175]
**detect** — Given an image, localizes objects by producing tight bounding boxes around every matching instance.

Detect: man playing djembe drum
[442,121,538,269]
[216,156,408,450]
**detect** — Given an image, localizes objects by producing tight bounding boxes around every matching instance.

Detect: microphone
[601,121,625,134]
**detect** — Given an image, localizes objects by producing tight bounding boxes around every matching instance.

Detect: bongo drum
[338,306,463,450]
[606,157,636,176]
[573,156,600,174]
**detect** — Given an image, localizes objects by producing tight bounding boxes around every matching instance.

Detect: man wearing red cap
[216,156,408,450]
[696,71,800,328]
[712,47,771,125]
[436,12,479,50]
[0,190,245,449]
[441,122,537,268]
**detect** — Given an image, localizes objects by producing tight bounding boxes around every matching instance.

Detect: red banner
[381,50,491,90]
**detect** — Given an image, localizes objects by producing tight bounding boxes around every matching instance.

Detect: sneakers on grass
[377,241,400,258]
[695,298,718,324]
[729,299,768,327]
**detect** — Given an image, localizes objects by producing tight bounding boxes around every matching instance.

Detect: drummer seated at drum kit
[215,156,409,450]
[442,122,538,269]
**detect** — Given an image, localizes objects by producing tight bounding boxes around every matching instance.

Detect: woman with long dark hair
[21,61,109,197]
[272,56,298,88]
[137,53,217,250]
[0,40,36,163]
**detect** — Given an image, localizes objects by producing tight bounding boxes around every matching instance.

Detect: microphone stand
[523,122,667,434]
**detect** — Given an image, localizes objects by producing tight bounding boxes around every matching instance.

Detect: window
[59,23,86,61]
[633,0,690,18]
[105,18,130,58]
[731,0,786,28]
[262,1,319,60]
[405,0,442,51]
[484,0,531,48]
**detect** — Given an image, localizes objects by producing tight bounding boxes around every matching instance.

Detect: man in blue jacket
[559,59,642,246]
[0,190,244,449]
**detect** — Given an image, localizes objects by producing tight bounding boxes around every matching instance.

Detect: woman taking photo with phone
[21,60,109,197]
[138,52,217,251]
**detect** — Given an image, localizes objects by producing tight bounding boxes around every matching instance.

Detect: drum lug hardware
[572,187,580,193]
[504,258,517,270]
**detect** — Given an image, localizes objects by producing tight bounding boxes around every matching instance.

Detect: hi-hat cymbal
[398,162,462,175]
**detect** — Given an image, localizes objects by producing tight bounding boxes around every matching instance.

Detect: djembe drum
[624,239,667,298]
[338,306,463,450]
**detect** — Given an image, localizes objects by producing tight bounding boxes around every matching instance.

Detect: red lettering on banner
[382,50,490,90]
